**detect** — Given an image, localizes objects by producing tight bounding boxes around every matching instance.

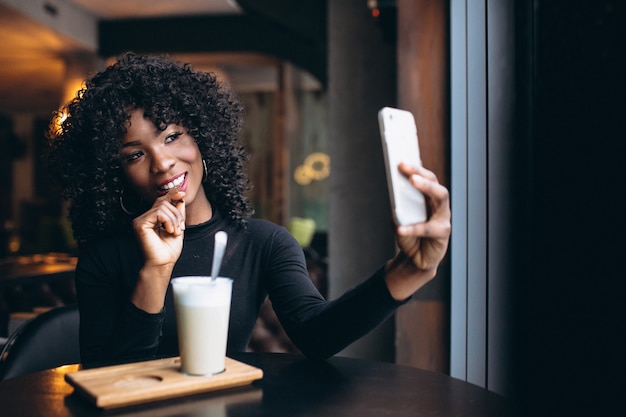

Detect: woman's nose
[150,149,176,174]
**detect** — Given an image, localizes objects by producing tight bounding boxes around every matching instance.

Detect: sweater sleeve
[76,240,165,367]
[265,227,406,360]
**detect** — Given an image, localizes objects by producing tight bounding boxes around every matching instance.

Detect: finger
[398,162,439,182]
[150,201,185,235]
[396,220,451,238]
[155,207,180,234]
[409,174,449,205]
[414,165,439,182]
[168,190,186,204]
[152,192,185,225]
[168,191,186,228]
[175,199,186,231]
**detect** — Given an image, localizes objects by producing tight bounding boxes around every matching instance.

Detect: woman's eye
[123,151,143,162]
[165,132,183,143]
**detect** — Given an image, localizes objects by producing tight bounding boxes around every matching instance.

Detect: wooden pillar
[395,0,450,373]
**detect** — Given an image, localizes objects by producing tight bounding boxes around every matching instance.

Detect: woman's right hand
[130,190,186,313]
[132,190,186,267]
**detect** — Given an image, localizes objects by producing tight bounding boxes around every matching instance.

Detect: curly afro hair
[44,52,252,244]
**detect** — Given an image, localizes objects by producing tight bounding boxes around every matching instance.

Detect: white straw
[210,231,228,281]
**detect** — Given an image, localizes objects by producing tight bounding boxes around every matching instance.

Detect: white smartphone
[378,107,427,226]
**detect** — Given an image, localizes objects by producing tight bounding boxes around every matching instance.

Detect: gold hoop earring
[119,187,143,216]
[202,159,208,183]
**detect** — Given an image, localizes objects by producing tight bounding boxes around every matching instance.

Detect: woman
[44,53,451,367]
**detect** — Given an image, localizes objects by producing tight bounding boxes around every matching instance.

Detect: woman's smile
[158,172,188,194]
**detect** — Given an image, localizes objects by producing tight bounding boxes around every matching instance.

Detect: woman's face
[119,109,211,223]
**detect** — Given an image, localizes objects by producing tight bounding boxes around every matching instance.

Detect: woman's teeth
[161,174,185,191]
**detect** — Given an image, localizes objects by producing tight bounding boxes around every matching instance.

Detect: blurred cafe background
[0,1,623,416]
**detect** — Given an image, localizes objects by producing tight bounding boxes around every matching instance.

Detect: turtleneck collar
[184,209,228,241]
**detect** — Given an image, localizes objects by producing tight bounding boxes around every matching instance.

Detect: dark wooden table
[0,254,77,287]
[0,254,78,338]
[0,352,515,417]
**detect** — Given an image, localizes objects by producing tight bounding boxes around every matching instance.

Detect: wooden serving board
[65,356,263,409]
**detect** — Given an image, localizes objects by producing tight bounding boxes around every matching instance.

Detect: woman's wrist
[384,253,437,301]
[131,264,174,313]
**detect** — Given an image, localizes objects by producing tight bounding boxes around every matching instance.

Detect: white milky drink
[171,276,233,376]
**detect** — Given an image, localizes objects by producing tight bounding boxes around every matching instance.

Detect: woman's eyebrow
[120,140,141,149]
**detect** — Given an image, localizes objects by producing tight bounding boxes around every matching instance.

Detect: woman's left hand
[385,162,451,301]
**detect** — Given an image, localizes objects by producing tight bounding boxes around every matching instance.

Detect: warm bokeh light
[293,152,330,186]
[51,110,67,136]
[62,77,85,107]
[51,77,84,135]
[8,233,20,253]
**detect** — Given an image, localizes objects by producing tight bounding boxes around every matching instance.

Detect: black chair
[0,304,80,381]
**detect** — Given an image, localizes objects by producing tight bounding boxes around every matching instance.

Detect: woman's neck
[184,197,213,226]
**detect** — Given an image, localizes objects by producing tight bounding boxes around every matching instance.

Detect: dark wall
[512,1,625,415]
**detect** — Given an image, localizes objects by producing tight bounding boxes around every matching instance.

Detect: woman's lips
[157,173,187,195]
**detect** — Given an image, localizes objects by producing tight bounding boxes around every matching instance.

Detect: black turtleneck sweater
[76,210,403,367]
